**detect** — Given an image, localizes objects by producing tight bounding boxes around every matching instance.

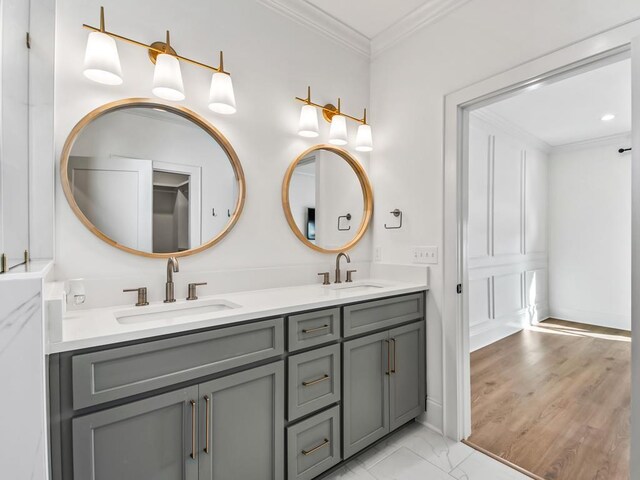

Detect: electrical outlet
[412,246,438,265]
[374,246,383,262]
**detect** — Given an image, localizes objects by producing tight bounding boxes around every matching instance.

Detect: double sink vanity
[46,96,428,480]
[48,271,427,480]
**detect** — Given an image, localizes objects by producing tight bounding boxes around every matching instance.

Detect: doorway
[441,20,640,480]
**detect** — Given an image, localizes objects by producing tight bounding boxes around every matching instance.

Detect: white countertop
[47,279,428,354]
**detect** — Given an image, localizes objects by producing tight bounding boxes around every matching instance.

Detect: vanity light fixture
[82,7,236,113]
[295,86,373,151]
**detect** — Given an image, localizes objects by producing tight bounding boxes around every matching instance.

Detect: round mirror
[61,99,245,258]
[282,145,373,253]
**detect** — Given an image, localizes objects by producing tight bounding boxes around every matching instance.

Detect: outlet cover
[412,246,438,265]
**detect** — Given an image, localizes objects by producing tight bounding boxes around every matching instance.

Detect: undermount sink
[329,282,385,293]
[115,298,241,325]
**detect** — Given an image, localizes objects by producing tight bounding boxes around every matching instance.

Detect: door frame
[442,19,640,448]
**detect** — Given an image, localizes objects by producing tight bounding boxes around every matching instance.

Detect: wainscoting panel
[468,113,549,351]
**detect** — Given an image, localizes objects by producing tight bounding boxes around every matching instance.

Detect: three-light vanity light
[296,87,373,152]
[82,7,236,114]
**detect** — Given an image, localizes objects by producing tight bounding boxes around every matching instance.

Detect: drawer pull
[204,395,211,454]
[190,400,197,459]
[302,324,330,334]
[302,374,330,387]
[302,438,330,456]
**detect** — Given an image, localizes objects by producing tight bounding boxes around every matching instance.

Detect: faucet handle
[187,282,207,301]
[123,287,149,306]
[346,270,357,283]
[317,272,330,286]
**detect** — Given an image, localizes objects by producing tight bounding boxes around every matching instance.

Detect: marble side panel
[0,278,47,479]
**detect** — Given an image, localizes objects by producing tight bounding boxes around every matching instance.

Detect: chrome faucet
[334,252,351,284]
[164,257,180,303]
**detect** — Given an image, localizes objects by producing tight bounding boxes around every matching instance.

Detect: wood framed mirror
[282,145,373,253]
[60,98,246,258]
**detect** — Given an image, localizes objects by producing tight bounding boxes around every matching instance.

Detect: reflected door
[69,156,153,251]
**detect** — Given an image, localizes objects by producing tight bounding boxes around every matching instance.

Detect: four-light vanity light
[82,7,236,114]
[296,87,373,152]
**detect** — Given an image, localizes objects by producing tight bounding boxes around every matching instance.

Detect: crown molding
[371,0,472,57]
[471,109,552,154]
[256,0,370,58]
[550,131,632,153]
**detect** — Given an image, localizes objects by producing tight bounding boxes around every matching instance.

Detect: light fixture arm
[295,87,368,125]
[83,7,229,75]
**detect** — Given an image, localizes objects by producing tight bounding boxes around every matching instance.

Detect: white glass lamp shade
[208,72,236,114]
[329,115,348,146]
[298,105,319,137]
[356,124,373,152]
[83,31,123,85]
[152,54,185,101]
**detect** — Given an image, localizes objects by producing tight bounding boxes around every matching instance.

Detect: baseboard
[423,398,443,433]
[470,324,523,352]
[549,306,630,331]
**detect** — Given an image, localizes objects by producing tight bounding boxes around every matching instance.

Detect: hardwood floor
[467,319,631,480]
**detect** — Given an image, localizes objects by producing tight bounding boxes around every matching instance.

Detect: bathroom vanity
[48,285,426,480]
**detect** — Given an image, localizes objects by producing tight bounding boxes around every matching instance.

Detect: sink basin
[329,282,385,293]
[115,299,241,325]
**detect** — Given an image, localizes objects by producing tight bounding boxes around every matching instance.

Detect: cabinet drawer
[72,318,284,409]
[343,293,424,338]
[288,344,341,420]
[288,308,340,352]
[287,406,341,480]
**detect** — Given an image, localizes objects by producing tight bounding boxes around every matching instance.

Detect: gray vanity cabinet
[342,319,425,458]
[72,386,199,480]
[198,362,284,480]
[389,322,426,430]
[342,330,391,458]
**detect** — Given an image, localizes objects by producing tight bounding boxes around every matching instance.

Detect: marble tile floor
[323,422,530,480]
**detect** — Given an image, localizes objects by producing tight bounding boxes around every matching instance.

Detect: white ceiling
[480,58,631,147]
[305,0,432,39]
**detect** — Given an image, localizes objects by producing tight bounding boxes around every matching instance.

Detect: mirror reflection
[285,147,371,252]
[64,104,242,255]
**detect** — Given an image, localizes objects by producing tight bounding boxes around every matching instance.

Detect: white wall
[53,0,371,283]
[468,113,549,351]
[370,0,640,432]
[548,136,632,330]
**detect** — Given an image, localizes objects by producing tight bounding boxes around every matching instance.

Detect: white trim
[257,0,472,59]
[444,19,640,442]
[371,0,472,57]
[255,0,370,57]
[551,131,632,153]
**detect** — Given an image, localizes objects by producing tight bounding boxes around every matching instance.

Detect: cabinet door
[389,322,425,430]
[198,362,284,480]
[343,331,390,458]
[72,386,199,480]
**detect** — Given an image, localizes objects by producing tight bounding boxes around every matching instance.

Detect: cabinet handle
[302,374,330,387]
[204,395,211,454]
[190,400,197,459]
[391,338,397,374]
[302,438,330,456]
[385,340,391,375]
[302,324,329,334]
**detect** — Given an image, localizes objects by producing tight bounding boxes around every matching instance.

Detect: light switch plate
[412,246,438,264]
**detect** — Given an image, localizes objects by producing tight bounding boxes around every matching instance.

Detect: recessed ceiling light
[601,114,616,122]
